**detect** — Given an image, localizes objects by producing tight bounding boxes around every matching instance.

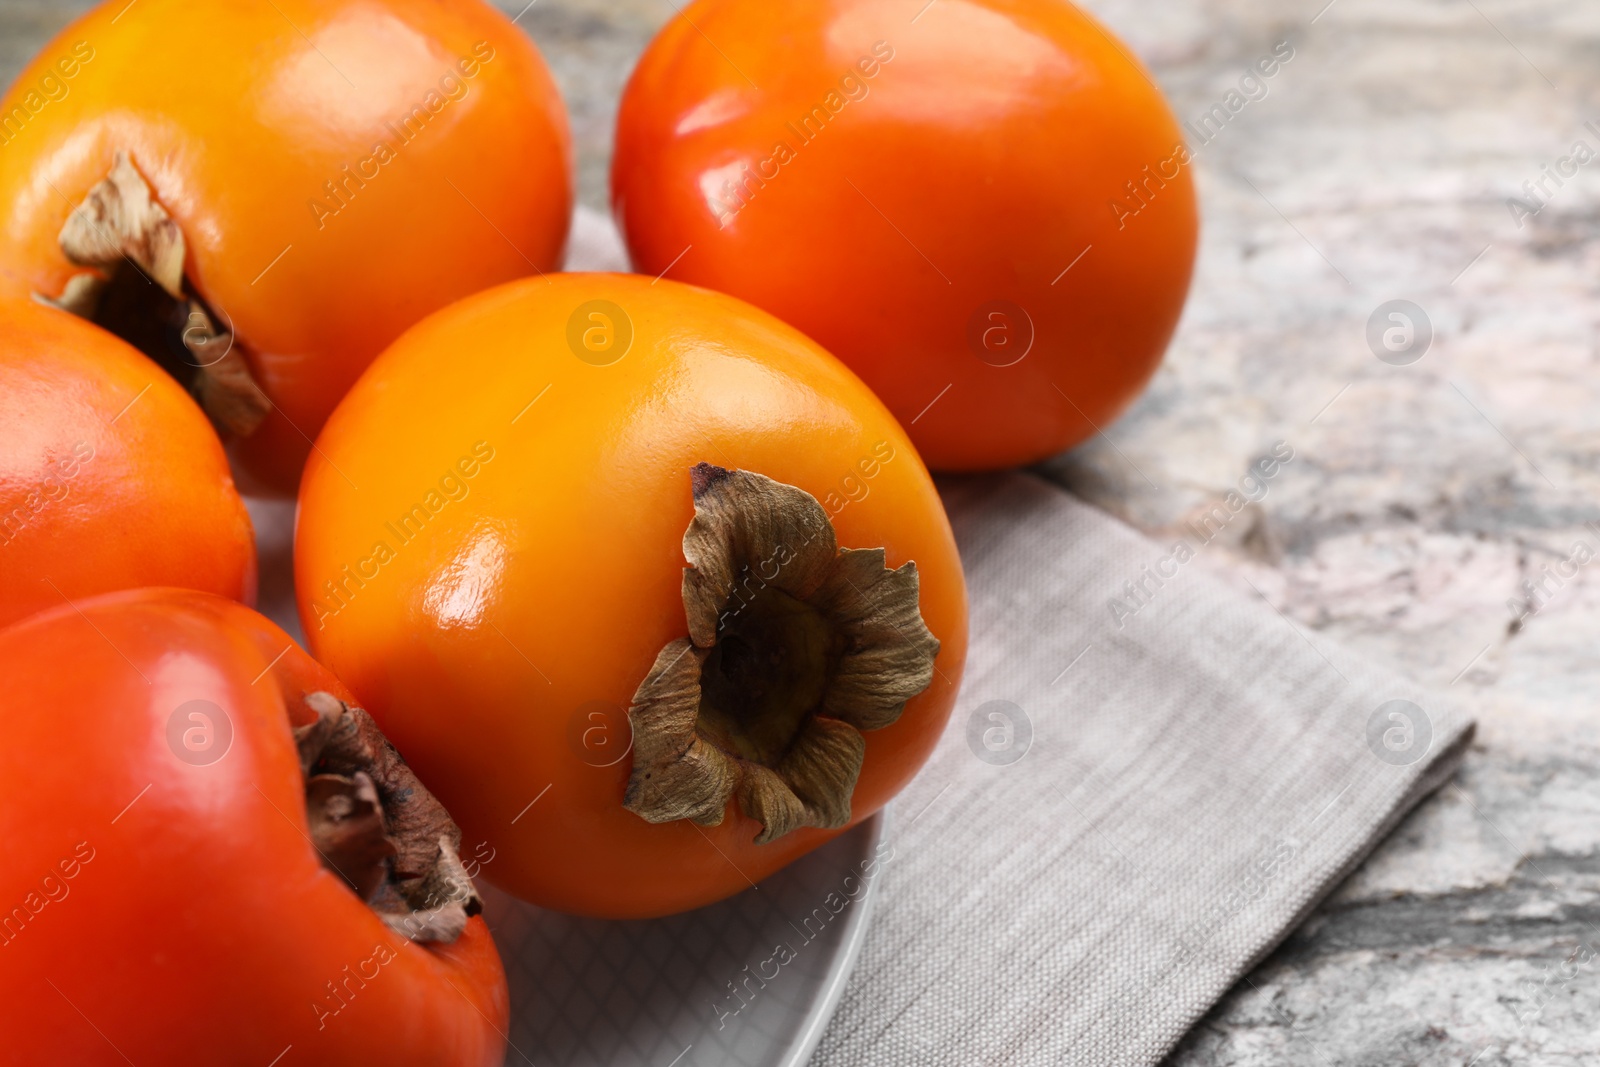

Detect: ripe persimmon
[296,273,968,917]
[0,588,507,1066]
[612,0,1198,471]
[0,298,255,630]
[0,0,571,493]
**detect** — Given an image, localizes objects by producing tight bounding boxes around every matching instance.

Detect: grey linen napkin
[810,472,1473,1067]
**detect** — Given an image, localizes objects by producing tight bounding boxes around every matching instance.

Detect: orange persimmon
[0,298,255,630]
[296,273,968,918]
[612,0,1198,471]
[0,0,571,493]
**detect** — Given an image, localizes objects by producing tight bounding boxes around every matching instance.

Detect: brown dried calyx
[295,692,481,944]
[625,464,941,845]
[36,151,270,437]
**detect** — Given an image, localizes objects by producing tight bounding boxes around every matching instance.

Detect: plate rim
[776,808,889,1067]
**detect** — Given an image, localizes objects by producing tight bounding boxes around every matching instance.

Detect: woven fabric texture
[810,473,1473,1066]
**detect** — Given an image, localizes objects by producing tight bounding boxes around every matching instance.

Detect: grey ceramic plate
[248,495,882,1067]
[481,815,885,1067]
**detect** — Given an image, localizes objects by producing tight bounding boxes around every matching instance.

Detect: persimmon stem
[35,151,270,438]
[624,464,940,845]
[295,692,480,943]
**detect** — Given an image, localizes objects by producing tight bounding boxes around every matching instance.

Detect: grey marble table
[5,1,1597,1064]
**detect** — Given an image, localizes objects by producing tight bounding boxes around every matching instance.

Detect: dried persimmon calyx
[295,691,481,943]
[36,150,270,437]
[625,463,940,845]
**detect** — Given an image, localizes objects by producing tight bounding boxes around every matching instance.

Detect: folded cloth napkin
[808,473,1473,1066]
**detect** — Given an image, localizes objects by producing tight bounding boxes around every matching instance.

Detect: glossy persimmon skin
[0,589,508,1067]
[296,273,968,918]
[0,0,572,493]
[612,0,1198,471]
[0,299,255,630]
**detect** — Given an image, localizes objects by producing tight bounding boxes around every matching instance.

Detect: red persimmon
[612,0,1198,471]
[0,588,507,1067]
[0,298,255,630]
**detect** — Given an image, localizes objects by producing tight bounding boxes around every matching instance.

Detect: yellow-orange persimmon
[296,274,968,917]
[0,299,255,630]
[0,0,571,493]
[613,0,1198,471]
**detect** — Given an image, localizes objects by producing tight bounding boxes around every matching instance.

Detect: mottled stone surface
[5,0,1597,1063]
[1070,4,1600,1064]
